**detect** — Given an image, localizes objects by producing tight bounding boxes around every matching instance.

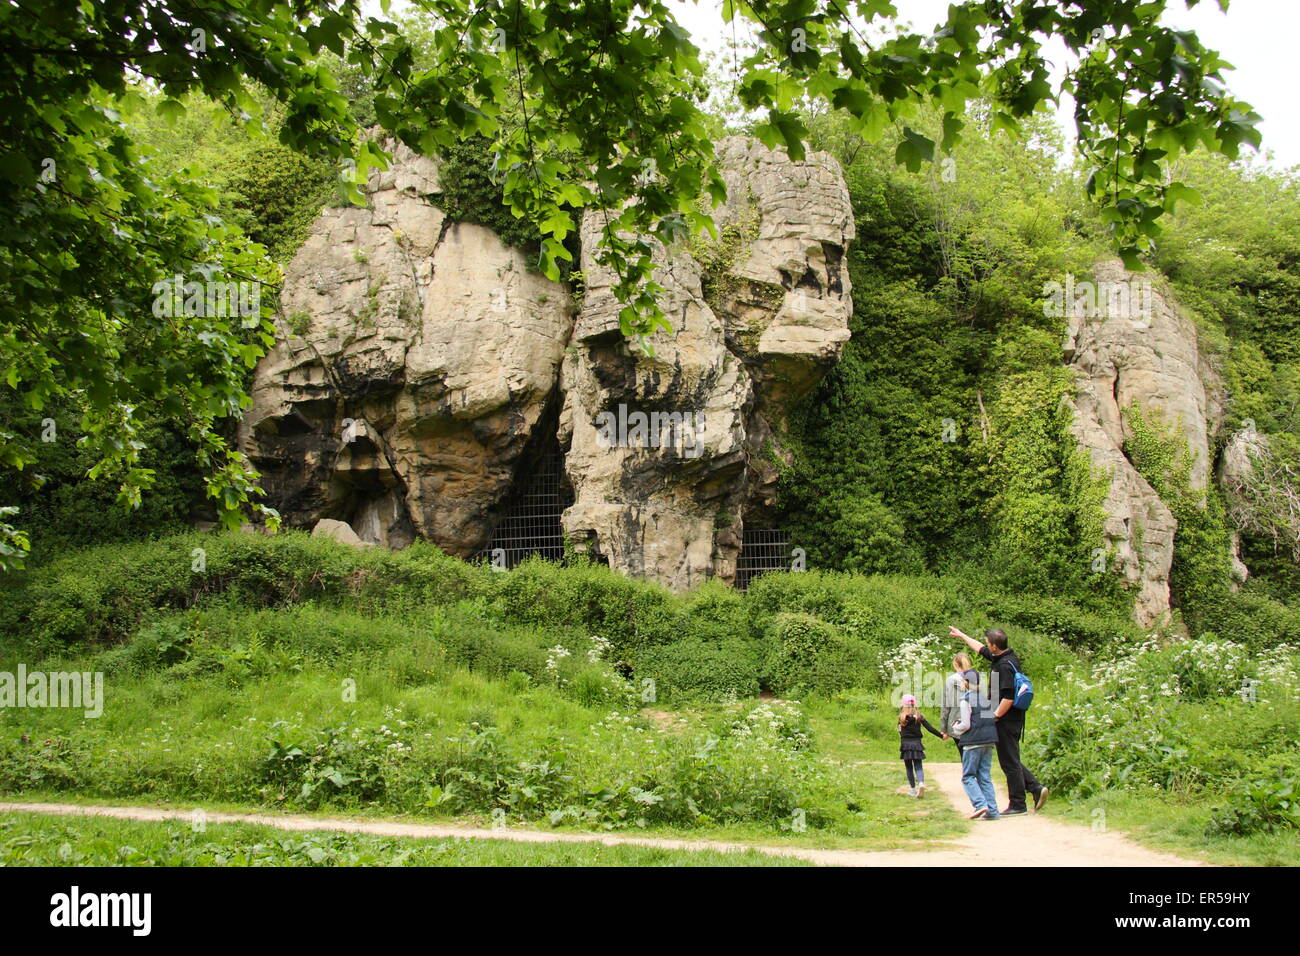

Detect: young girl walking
[898,693,945,797]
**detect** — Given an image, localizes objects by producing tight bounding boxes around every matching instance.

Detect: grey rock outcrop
[238,142,575,556]
[1063,261,1224,626]
[559,137,854,588]
[240,137,853,587]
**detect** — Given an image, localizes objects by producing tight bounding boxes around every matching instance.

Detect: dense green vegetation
[770,107,1300,640]
[1,531,1295,864]
[0,1,1267,567]
[1,1,1297,869]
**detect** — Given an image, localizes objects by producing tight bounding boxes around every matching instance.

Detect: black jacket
[899,713,944,741]
[979,646,1026,724]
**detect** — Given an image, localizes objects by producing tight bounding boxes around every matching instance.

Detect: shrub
[674,579,752,642]
[764,613,876,698]
[1204,588,1300,650]
[259,721,400,809]
[1031,637,1300,796]
[634,638,763,703]
[1,531,485,650]
[973,590,1137,649]
[746,571,849,631]
[485,557,677,662]
[1207,758,1300,836]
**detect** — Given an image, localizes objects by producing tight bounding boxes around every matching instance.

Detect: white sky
[668,0,1299,168]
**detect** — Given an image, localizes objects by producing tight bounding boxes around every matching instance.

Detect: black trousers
[994,715,1042,811]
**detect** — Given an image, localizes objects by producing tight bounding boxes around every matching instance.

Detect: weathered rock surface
[240,136,853,588]
[238,141,575,555]
[559,136,854,588]
[1064,260,1224,626]
[311,517,370,548]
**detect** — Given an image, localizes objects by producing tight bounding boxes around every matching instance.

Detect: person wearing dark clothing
[897,693,945,796]
[950,626,1049,815]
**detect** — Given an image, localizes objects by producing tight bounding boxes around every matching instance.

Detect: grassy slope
[0,532,1293,866]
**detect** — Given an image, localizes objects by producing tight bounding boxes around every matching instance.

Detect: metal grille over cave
[481,444,572,569]
[735,528,791,591]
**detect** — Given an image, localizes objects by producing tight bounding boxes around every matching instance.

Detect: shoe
[1034,787,1050,811]
[908,787,919,798]
[917,783,927,796]
[1000,806,1028,816]
[979,813,1000,821]
[968,808,987,819]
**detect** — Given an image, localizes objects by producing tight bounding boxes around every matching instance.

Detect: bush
[634,638,762,703]
[674,579,752,642]
[1031,637,1300,797]
[485,557,677,662]
[764,613,876,698]
[1207,758,1300,836]
[973,590,1137,649]
[1204,588,1300,650]
[0,531,487,651]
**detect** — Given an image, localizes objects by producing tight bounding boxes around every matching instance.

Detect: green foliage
[436,136,545,256]
[2,530,1291,854]
[763,613,876,699]
[635,638,763,703]
[1032,636,1300,798]
[0,531,487,653]
[485,556,676,663]
[0,813,804,866]
[1155,152,1300,609]
[0,394,203,553]
[0,1,1265,568]
[780,111,1121,616]
[1123,404,1235,628]
[1205,587,1300,651]
[981,366,1121,606]
[1207,758,1300,837]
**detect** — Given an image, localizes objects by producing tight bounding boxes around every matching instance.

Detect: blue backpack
[1008,659,1034,711]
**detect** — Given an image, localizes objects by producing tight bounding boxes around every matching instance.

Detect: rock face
[560,137,854,588]
[1063,261,1224,626]
[238,142,575,556]
[239,136,853,585]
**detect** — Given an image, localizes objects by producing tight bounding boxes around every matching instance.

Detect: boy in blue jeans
[949,669,1000,820]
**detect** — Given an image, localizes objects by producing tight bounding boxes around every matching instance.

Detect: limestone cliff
[237,142,575,556]
[238,136,853,586]
[1063,260,1225,627]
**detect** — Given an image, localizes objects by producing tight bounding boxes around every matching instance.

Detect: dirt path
[895,762,1205,867]
[0,767,1204,867]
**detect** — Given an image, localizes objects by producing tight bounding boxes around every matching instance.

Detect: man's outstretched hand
[950,626,983,654]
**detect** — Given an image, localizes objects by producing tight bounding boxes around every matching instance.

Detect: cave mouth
[480,430,573,569]
[735,527,791,591]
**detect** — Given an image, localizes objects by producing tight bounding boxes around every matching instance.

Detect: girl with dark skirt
[898,693,945,797]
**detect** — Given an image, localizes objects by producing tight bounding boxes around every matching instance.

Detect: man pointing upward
[950,625,1048,816]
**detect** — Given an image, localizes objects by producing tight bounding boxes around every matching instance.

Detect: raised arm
[918,714,944,739]
[949,626,983,656]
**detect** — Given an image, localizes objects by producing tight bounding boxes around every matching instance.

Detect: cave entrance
[481,434,573,569]
[735,528,792,591]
